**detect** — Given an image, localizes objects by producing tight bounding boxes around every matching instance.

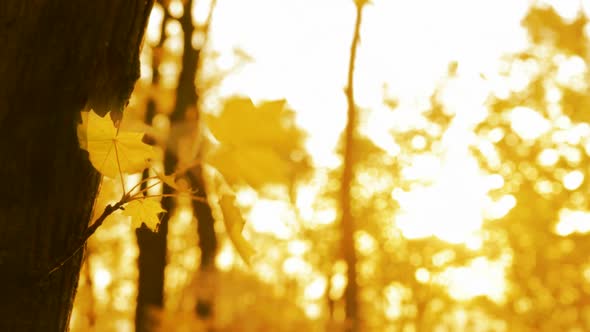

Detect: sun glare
[392,148,497,244]
[206,0,531,316]
[555,208,590,236]
[436,256,509,303]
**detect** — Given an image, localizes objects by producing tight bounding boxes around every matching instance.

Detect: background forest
[67,0,590,331]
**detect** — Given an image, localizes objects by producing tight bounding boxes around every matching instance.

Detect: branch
[41,200,125,281]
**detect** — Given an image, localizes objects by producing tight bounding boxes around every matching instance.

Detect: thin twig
[42,200,125,281]
[42,170,208,282]
[135,178,163,196]
[127,174,160,195]
[128,193,208,204]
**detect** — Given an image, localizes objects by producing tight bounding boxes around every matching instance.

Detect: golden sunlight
[54,0,590,331]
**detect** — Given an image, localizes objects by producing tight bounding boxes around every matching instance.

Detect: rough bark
[0,1,153,331]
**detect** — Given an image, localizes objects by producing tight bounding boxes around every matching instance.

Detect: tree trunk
[340,2,364,332]
[0,1,153,331]
[174,0,219,320]
[189,166,218,320]
[135,0,218,329]
[135,222,167,332]
[135,5,169,332]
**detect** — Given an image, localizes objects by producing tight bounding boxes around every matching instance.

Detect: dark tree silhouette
[0,1,153,331]
[340,2,365,331]
[135,0,218,330]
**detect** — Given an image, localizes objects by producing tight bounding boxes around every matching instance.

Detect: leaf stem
[136,179,162,196]
[113,142,126,193]
[126,174,160,195]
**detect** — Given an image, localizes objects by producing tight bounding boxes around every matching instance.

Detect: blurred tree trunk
[135,4,169,332]
[84,249,97,329]
[135,0,218,330]
[189,165,218,320]
[170,0,218,319]
[340,2,364,332]
[0,1,153,331]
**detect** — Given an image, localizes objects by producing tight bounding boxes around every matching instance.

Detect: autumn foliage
[61,1,590,332]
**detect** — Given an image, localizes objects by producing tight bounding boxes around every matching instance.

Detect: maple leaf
[122,199,165,230]
[205,97,307,190]
[77,110,155,178]
[219,193,256,264]
[207,146,292,189]
[207,98,300,152]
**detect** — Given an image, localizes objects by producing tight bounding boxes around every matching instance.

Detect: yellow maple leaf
[219,194,256,264]
[207,146,291,189]
[122,199,165,230]
[205,97,308,190]
[77,110,154,178]
[207,98,300,151]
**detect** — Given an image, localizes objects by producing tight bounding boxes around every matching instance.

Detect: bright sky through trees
[204,0,529,300]
[68,0,590,330]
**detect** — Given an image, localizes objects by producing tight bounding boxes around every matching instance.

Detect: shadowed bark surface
[0,1,153,330]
